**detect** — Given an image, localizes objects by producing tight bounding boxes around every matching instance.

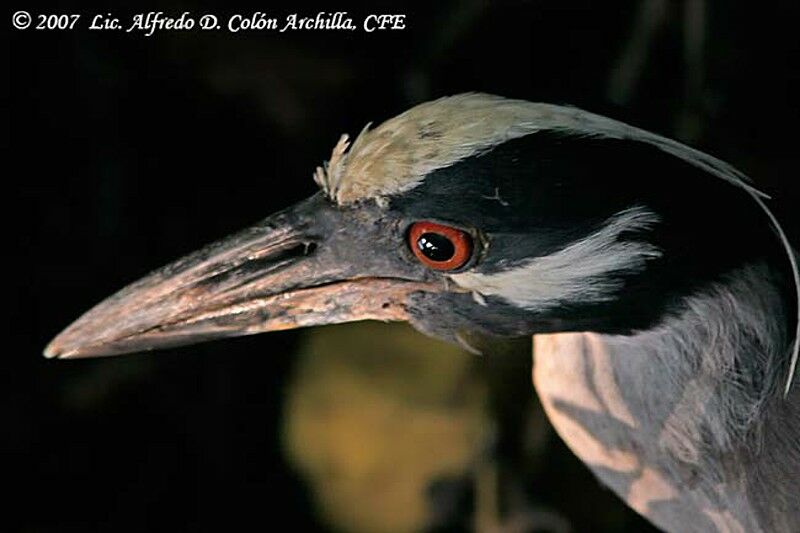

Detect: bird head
[44,94,798,365]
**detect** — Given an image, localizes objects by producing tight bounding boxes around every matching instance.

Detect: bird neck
[594,261,799,529]
[603,261,794,452]
[534,261,799,531]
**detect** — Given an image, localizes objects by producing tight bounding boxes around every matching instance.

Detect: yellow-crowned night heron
[45,94,800,532]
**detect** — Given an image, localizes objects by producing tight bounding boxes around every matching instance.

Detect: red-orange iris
[408,221,473,271]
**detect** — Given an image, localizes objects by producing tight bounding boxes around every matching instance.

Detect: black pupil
[417,232,455,262]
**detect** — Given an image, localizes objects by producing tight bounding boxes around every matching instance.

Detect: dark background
[7,1,799,532]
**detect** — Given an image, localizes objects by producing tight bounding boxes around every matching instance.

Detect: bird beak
[44,194,441,359]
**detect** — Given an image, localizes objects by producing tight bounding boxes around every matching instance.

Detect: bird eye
[408,221,472,271]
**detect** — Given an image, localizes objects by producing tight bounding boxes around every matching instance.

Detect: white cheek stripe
[449,207,662,310]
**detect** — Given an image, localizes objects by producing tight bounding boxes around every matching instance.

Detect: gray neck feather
[600,262,799,531]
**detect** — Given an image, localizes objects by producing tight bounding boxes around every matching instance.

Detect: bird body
[45,94,799,532]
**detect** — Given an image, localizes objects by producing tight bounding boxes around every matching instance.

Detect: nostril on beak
[204,241,318,296]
